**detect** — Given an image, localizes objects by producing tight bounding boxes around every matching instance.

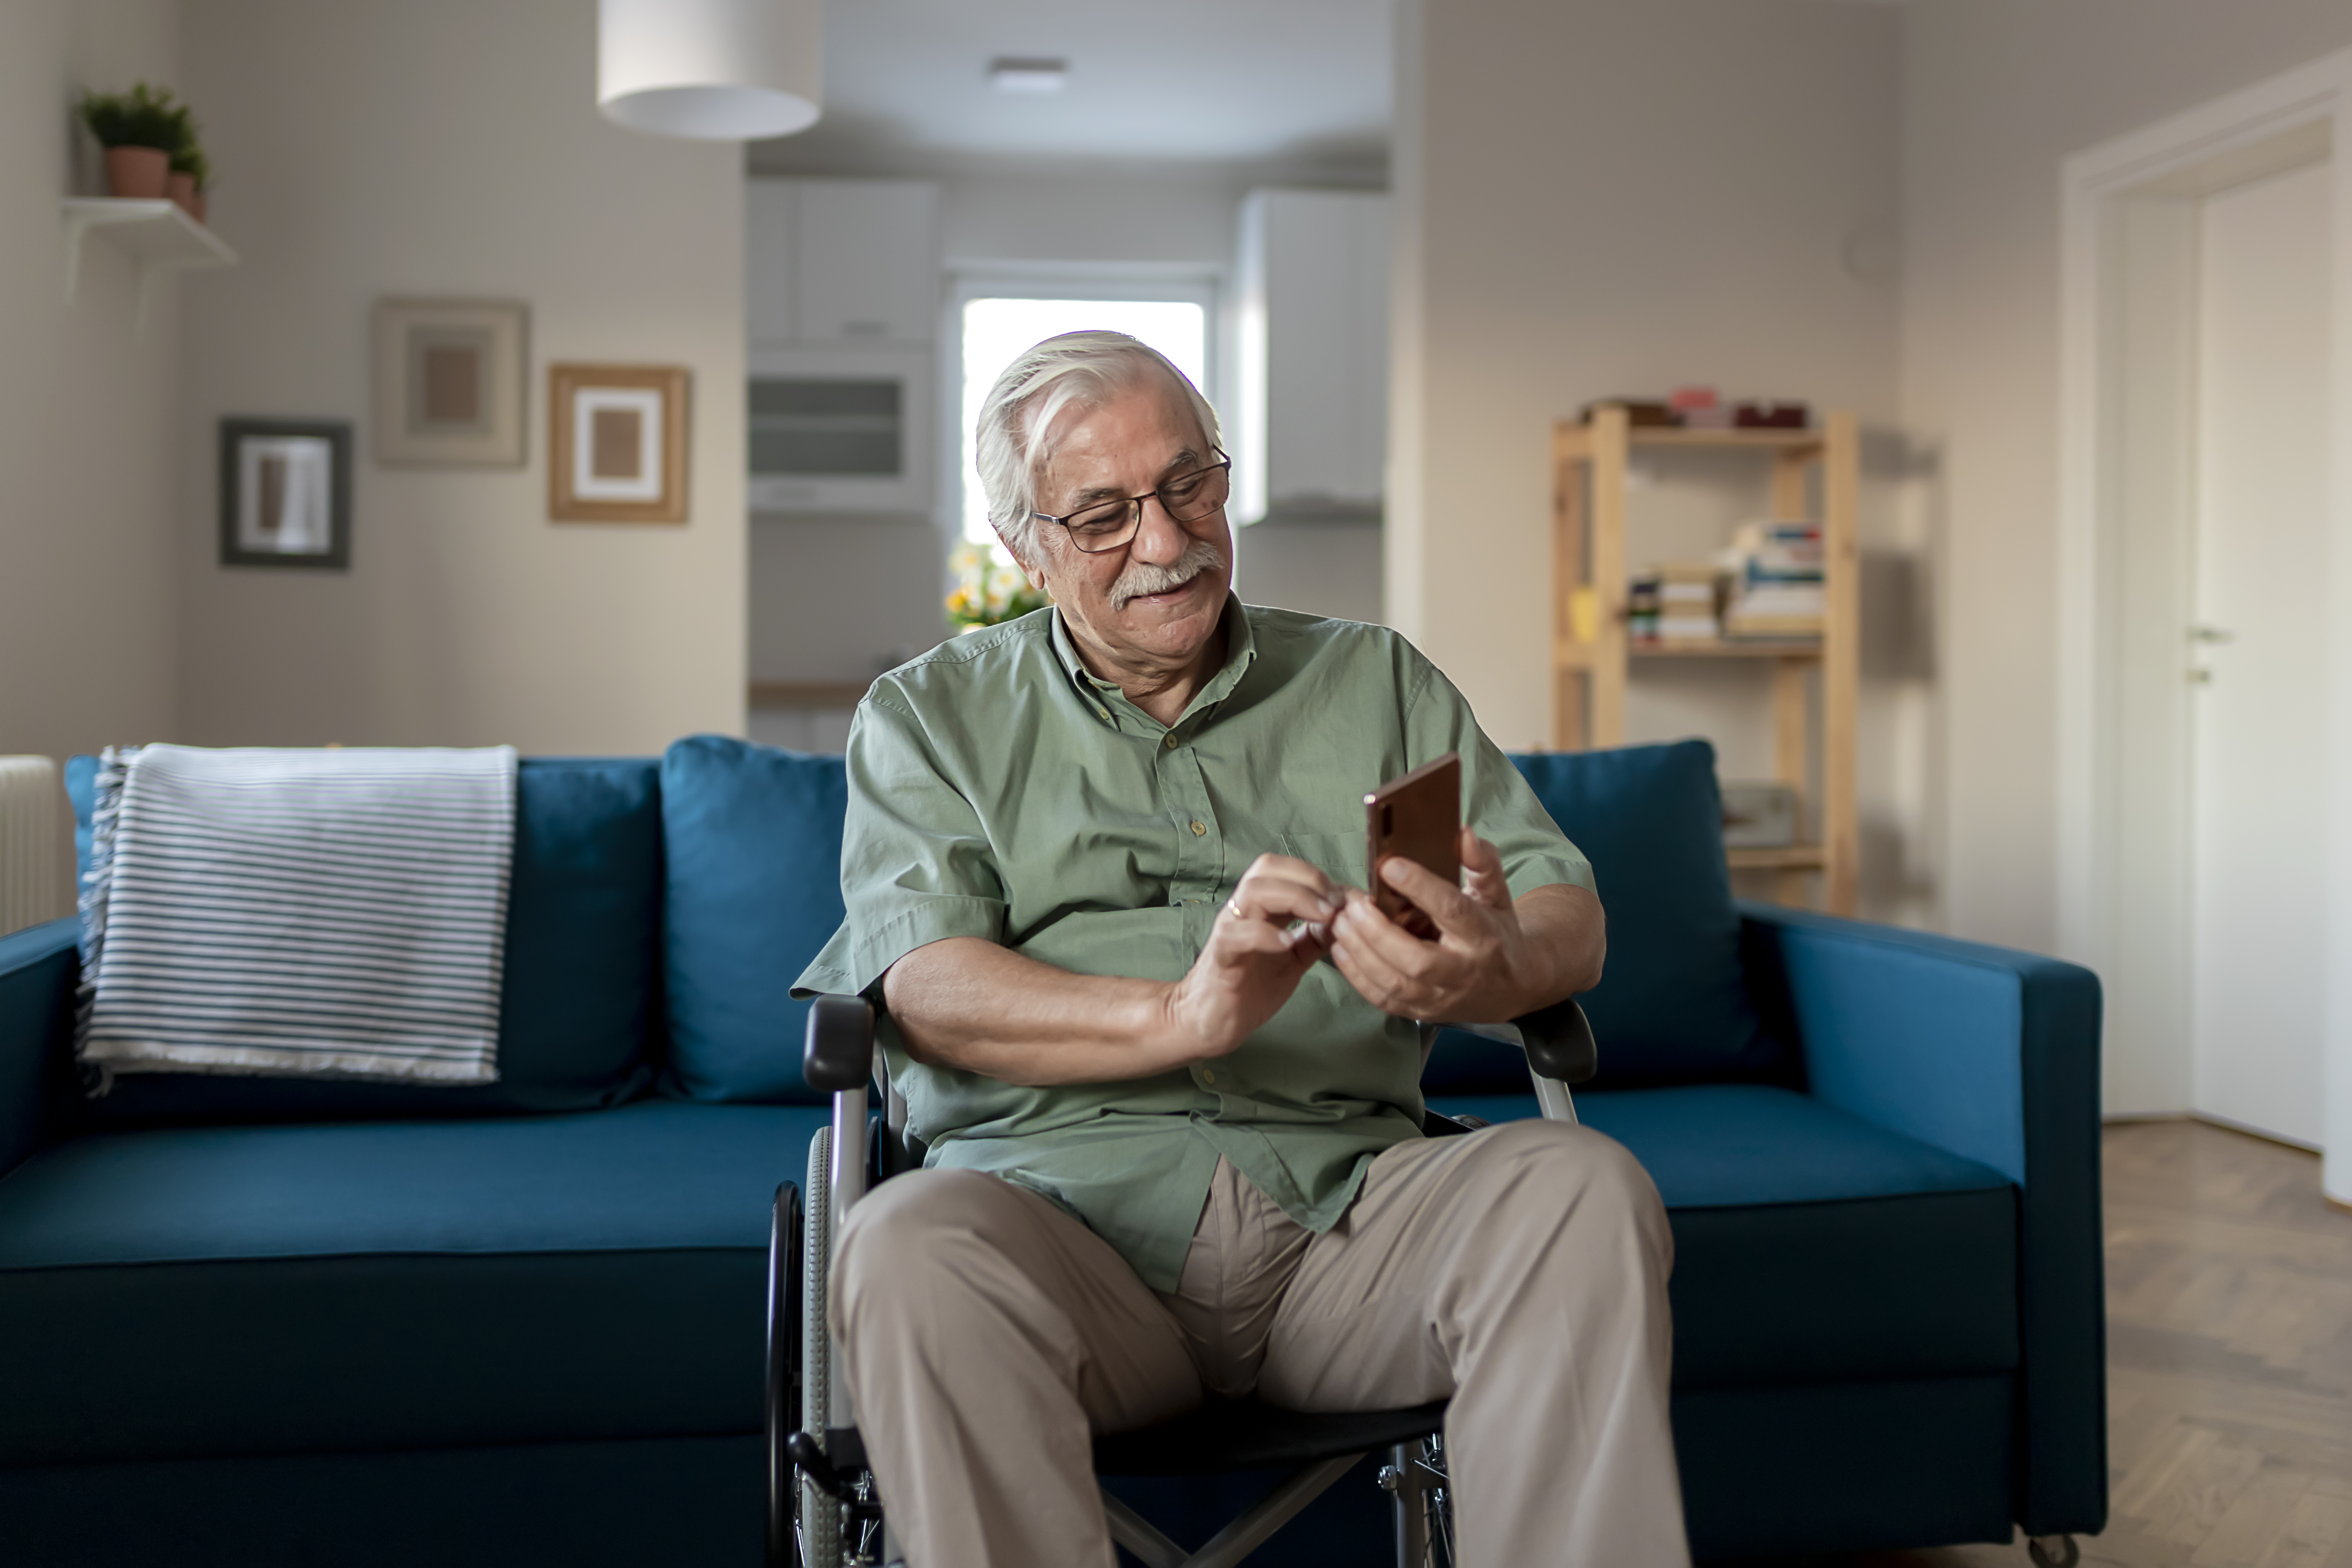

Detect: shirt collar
[1050,594,1258,724]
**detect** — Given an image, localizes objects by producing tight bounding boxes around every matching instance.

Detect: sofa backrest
[1422,739,1781,1093]
[656,735,845,1106]
[59,734,1783,1123]
[64,755,665,1125]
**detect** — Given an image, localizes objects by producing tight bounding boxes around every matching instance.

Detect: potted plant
[79,83,183,201]
[945,541,1050,633]
[165,133,210,225]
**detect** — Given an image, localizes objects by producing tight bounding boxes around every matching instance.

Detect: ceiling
[748,0,1394,176]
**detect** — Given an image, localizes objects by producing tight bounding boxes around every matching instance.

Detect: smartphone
[1364,753,1461,940]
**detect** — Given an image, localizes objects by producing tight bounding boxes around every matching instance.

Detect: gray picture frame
[217,417,353,570]
[372,298,529,467]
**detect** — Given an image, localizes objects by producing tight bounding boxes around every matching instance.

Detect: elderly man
[793,331,1686,1566]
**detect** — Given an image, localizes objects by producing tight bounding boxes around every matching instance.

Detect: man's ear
[998,530,1049,593]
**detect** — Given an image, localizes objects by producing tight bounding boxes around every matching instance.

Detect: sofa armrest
[1738,899,2105,1539]
[0,917,79,1181]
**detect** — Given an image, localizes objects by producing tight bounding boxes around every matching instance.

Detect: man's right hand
[1158,853,1346,1064]
[882,855,1346,1087]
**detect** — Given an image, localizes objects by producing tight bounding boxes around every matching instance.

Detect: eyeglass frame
[1028,449,1234,555]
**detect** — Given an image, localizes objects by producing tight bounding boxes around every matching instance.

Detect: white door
[2188,159,2334,1149]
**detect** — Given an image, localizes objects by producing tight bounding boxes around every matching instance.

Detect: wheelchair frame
[769,995,1601,1568]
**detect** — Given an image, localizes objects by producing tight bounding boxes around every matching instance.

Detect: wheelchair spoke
[1419,1436,1456,1568]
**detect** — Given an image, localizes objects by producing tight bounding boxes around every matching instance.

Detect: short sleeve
[789,695,1008,1000]
[1402,655,1596,900]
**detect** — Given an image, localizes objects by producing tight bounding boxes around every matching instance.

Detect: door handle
[2188,625,2236,644]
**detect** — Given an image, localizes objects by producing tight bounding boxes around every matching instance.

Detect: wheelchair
[766,994,1600,1568]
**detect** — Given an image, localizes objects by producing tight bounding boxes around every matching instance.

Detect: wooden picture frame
[372,299,528,467]
[548,363,690,524]
[218,417,353,570]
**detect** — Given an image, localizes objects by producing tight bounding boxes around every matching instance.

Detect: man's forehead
[1040,385,1209,492]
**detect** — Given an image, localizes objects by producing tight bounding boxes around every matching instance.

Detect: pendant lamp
[597,0,822,141]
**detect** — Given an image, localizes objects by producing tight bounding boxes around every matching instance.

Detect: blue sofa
[0,737,2104,1565]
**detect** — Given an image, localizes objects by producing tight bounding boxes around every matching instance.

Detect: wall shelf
[1551,406,1860,915]
[62,198,238,327]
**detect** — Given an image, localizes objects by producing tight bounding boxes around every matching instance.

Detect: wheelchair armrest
[1440,996,1598,1086]
[803,994,876,1093]
[1513,996,1597,1085]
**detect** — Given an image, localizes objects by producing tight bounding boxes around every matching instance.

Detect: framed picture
[548,363,690,524]
[372,298,528,467]
[218,418,352,569]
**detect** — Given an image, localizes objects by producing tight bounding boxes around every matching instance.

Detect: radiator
[0,756,69,937]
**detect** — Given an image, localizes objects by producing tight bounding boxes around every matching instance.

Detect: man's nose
[1130,496,1187,563]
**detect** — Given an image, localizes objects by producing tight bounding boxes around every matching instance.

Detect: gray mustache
[1111,540,1227,609]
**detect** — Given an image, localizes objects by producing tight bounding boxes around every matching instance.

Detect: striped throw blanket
[78,744,518,1086]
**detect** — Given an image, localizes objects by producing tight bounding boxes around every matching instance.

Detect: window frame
[942,267,1226,547]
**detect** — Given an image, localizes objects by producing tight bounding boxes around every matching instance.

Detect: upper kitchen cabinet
[747,178,942,346]
[1234,189,1390,524]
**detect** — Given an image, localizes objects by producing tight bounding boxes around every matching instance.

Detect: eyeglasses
[1031,452,1233,555]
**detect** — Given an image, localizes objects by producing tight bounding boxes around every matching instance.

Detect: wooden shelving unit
[1551,406,1859,914]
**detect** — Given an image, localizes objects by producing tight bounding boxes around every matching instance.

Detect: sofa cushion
[1429,741,1774,1089]
[0,1100,827,1463]
[1427,1084,2017,1388]
[659,736,847,1104]
[63,756,664,1122]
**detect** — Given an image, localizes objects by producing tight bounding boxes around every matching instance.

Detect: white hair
[974,331,1223,564]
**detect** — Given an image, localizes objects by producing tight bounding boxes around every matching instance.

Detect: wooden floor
[1825,1120,2352,1568]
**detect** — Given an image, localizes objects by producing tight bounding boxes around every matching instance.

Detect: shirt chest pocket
[1277,830,1372,894]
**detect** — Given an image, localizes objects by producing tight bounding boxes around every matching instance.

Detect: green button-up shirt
[792,596,1594,1290]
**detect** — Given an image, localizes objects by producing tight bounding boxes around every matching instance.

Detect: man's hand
[882,853,1348,1086]
[1161,853,1345,1063]
[1331,829,1602,1023]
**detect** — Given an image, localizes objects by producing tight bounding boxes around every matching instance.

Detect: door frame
[2055,47,2352,1199]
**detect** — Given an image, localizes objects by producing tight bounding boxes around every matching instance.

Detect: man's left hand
[1330,829,1578,1023]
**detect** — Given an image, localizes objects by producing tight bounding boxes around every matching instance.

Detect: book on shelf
[1630,562,1721,645]
[1720,519,1823,640]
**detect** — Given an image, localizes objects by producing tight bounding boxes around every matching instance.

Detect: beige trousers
[834,1118,1689,1567]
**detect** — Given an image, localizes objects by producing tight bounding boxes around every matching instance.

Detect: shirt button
[1190,820,1207,836]
[1202,1068,1217,1085]
[1164,734,1179,749]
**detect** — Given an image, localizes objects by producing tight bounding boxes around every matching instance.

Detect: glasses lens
[1064,499,1138,553]
[1159,463,1231,522]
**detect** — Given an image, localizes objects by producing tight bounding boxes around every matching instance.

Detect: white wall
[1389,0,1916,916]
[1902,0,2352,952]
[0,0,184,777]
[174,0,747,755]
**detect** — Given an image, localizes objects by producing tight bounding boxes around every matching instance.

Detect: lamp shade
[598,0,822,141]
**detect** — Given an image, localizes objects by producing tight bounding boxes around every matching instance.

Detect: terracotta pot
[104,145,170,199]
[164,171,205,223]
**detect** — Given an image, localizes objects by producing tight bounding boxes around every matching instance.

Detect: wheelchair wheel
[765,1181,805,1568]
[802,1127,842,1568]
